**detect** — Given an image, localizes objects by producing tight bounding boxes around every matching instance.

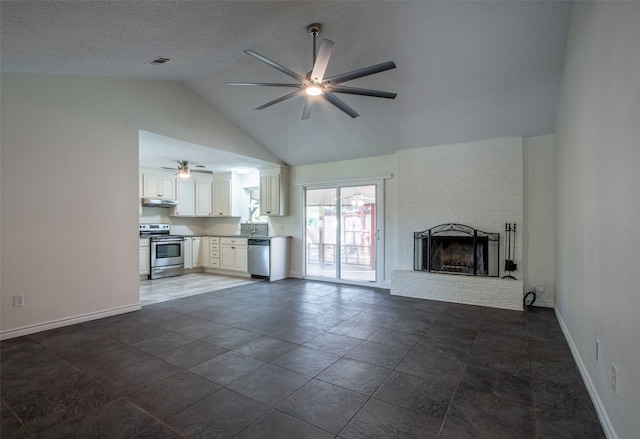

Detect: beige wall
[554,3,640,438]
[0,73,281,337]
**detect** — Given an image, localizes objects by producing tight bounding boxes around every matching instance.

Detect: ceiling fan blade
[324,61,396,85]
[226,82,302,88]
[161,167,177,170]
[244,50,307,83]
[191,169,214,174]
[330,85,397,99]
[310,39,335,83]
[255,89,305,111]
[302,96,314,120]
[323,92,360,118]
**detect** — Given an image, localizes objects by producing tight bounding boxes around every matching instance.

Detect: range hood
[141,197,179,208]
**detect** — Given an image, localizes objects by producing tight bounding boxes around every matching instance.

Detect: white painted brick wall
[393,137,524,310]
[391,270,524,311]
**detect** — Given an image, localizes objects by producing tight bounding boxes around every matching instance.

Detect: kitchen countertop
[179,235,288,239]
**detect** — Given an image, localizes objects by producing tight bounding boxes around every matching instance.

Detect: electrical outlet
[13,295,25,307]
[611,364,618,393]
[596,340,600,362]
[535,283,545,294]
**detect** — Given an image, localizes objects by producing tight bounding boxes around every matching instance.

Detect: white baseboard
[554,309,617,439]
[532,298,554,308]
[0,304,141,341]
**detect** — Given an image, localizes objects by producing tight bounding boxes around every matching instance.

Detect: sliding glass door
[305,184,378,283]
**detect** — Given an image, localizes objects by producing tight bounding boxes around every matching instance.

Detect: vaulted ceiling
[1,1,572,167]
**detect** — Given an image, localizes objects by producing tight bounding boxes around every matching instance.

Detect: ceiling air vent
[147,57,171,65]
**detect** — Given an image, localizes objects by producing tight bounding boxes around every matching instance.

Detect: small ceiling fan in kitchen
[226,23,397,119]
[345,188,375,207]
[162,160,213,178]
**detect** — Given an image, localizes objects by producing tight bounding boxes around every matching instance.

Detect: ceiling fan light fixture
[177,169,190,178]
[305,84,323,96]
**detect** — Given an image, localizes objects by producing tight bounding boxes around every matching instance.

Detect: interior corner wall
[554,3,640,438]
[0,73,280,338]
[523,134,556,307]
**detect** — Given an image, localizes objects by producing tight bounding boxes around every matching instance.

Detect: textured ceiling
[1,1,572,167]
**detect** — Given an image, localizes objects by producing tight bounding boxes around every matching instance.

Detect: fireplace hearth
[414,223,500,277]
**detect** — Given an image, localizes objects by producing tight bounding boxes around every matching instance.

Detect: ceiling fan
[162,160,213,178]
[227,23,397,119]
[345,188,375,206]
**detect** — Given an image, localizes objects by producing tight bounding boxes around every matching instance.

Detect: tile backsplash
[240,223,268,236]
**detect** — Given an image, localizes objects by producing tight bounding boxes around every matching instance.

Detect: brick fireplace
[392,137,524,310]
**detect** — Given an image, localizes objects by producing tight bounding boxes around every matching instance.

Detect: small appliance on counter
[139,223,184,279]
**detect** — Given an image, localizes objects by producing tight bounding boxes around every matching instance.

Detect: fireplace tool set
[503,223,517,279]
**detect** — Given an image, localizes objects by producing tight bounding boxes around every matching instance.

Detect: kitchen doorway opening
[304,183,381,285]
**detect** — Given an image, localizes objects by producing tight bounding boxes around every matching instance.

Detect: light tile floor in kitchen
[1,279,606,438]
[139,273,261,305]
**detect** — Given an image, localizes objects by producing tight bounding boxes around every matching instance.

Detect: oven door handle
[152,237,184,242]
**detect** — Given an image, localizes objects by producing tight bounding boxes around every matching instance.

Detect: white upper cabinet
[212,172,241,217]
[169,176,212,217]
[195,181,212,216]
[259,166,289,216]
[142,174,176,200]
[174,179,195,216]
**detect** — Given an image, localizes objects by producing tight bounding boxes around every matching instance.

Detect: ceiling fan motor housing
[307,23,322,37]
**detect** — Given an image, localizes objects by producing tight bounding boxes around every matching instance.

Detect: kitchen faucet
[246,218,256,235]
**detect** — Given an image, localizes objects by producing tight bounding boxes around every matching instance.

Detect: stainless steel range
[139,224,184,279]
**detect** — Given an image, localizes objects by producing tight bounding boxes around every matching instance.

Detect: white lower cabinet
[220,237,248,273]
[192,237,202,268]
[201,237,210,268]
[139,238,150,276]
[183,237,193,269]
[183,237,203,269]
[209,237,220,269]
[201,236,249,274]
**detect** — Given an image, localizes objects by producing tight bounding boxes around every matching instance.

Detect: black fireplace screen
[414,223,500,277]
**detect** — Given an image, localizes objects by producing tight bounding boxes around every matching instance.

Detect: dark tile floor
[1,279,606,438]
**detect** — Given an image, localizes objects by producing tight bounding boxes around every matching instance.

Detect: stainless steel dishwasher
[248,238,270,278]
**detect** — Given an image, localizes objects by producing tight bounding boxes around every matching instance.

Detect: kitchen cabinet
[183,236,203,269]
[192,237,202,268]
[195,181,212,216]
[209,237,220,269]
[174,179,195,216]
[143,174,176,200]
[183,236,193,269]
[220,237,248,272]
[139,238,150,277]
[259,166,289,216]
[212,172,241,217]
[201,237,210,267]
[171,178,213,217]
